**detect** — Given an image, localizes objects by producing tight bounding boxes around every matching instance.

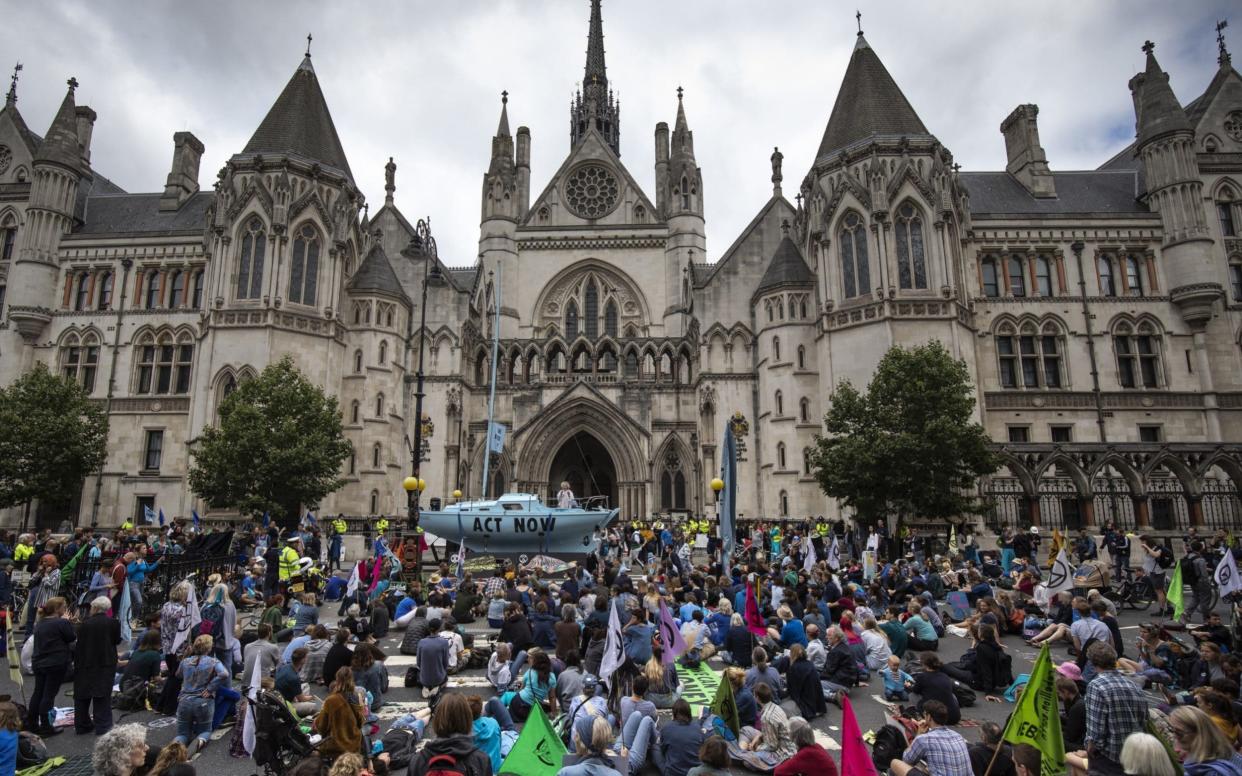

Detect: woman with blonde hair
[1169,705,1242,774]
[642,646,681,708]
[157,581,192,715]
[173,635,228,755]
[1117,732,1178,776]
[557,481,576,509]
[150,740,194,776]
[24,552,60,633]
[315,666,366,761]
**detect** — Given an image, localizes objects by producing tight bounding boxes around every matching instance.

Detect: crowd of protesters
[1,510,1242,776]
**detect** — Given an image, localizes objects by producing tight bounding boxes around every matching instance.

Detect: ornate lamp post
[402,218,441,577]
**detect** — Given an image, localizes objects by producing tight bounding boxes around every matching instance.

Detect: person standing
[1084,642,1148,775]
[74,596,122,735]
[1140,535,1172,618]
[26,597,74,735]
[558,482,577,509]
[126,548,161,620]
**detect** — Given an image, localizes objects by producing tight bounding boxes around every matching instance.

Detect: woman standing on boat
[557,481,577,509]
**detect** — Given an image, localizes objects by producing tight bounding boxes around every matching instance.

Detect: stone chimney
[159,131,204,212]
[74,106,96,165]
[1000,104,1056,198]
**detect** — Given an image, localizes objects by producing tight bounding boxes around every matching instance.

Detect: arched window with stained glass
[288,223,321,305]
[584,280,599,339]
[565,301,579,340]
[894,202,927,289]
[839,211,870,298]
[236,218,267,300]
[604,300,618,338]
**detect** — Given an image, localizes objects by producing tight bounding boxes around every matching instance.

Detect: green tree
[810,341,997,527]
[0,363,108,525]
[189,356,352,525]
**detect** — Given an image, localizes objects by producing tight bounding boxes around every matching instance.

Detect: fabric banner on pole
[6,605,21,693]
[599,601,625,686]
[658,600,688,664]
[1215,550,1242,598]
[803,537,817,573]
[744,576,766,637]
[241,657,263,755]
[1048,549,1074,595]
[498,701,566,776]
[999,642,1065,776]
[710,671,739,737]
[841,695,878,775]
[719,424,737,562]
[1166,559,1185,622]
[828,536,841,570]
[171,582,202,656]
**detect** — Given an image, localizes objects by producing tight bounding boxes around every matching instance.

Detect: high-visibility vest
[332,518,347,534]
[13,544,32,563]
[278,545,300,581]
[120,521,134,531]
[376,518,389,535]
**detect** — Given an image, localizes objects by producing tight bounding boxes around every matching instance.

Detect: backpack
[1180,556,1200,587]
[679,648,702,670]
[424,752,468,776]
[1156,547,1174,569]
[114,678,153,711]
[16,732,48,768]
[199,602,225,640]
[381,728,419,770]
[870,724,908,773]
[404,665,420,688]
[952,681,977,707]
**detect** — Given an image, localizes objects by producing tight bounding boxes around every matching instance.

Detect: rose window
[0,145,11,175]
[564,164,620,219]
[1225,111,1242,142]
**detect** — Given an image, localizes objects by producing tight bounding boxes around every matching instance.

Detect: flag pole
[982,739,1005,776]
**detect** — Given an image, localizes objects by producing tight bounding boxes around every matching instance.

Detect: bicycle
[1110,567,1155,611]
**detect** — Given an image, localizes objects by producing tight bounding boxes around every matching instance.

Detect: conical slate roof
[816,35,929,159]
[347,242,409,303]
[1135,45,1192,146]
[756,235,814,295]
[35,84,82,169]
[242,56,353,181]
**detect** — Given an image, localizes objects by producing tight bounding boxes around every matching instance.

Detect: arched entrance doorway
[548,432,617,508]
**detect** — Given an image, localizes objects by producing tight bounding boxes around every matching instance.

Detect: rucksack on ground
[871,724,907,773]
[199,602,225,640]
[381,727,419,770]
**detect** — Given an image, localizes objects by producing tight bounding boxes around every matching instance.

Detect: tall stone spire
[5,62,20,108]
[35,78,84,171]
[1131,41,1191,146]
[570,0,620,155]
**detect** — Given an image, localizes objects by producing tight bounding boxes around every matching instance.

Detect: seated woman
[744,647,784,699]
[909,653,962,725]
[501,650,558,723]
[1026,591,1074,647]
[942,623,1011,694]
[654,699,709,776]
[408,694,493,776]
[642,647,681,708]
[314,667,366,762]
[903,601,939,652]
[1117,623,1177,687]
[785,644,826,721]
[120,630,163,694]
[775,718,839,776]
[725,666,758,729]
[1169,705,1242,775]
[559,717,624,776]
[722,613,754,668]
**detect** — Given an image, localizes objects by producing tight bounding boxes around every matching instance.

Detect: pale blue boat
[419,492,617,560]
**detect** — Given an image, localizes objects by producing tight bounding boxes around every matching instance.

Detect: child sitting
[881,654,913,702]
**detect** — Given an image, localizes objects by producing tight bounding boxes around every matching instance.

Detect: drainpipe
[1072,241,1106,443]
[90,257,133,528]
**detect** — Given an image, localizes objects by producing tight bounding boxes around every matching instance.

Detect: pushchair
[251,688,327,775]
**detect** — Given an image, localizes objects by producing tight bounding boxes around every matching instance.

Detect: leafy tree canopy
[189,356,352,524]
[0,363,108,512]
[810,341,997,524]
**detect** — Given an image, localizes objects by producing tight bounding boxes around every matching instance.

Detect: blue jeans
[175,696,214,744]
[1000,549,1015,574]
[213,685,240,728]
[619,711,656,772]
[485,697,516,730]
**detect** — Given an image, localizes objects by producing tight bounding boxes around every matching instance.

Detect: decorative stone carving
[563,163,620,219]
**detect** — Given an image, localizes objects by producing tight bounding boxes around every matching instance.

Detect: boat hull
[419,506,617,559]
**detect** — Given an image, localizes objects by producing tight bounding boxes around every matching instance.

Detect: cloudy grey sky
[7,0,1236,264]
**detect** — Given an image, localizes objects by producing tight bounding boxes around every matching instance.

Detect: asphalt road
[0,590,1213,775]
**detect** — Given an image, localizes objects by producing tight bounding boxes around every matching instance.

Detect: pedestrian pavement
[0,595,1217,774]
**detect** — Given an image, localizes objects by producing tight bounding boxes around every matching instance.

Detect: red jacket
[774,745,839,776]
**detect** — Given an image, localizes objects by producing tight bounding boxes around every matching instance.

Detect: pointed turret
[661,87,704,330]
[35,78,84,171]
[570,0,620,155]
[489,92,515,178]
[241,53,353,181]
[756,225,814,298]
[815,35,930,160]
[666,88,702,218]
[1131,42,1192,146]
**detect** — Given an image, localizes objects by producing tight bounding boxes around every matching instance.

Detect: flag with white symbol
[599,600,625,687]
[1215,550,1242,598]
[828,535,841,570]
[803,536,818,573]
[1048,548,1074,595]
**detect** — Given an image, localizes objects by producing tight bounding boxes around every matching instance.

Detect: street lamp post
[710,477,724,567]
[402,219,440,578]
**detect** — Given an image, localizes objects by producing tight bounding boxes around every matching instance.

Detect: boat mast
[481,266,502,496]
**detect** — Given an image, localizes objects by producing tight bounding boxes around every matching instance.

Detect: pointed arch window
[604,299,618,338]
[354,350,363,373]
[370,490,379,514]
[372,443,382,469]
[772,336,780,362]
[799,397,810,422]
[1124,255,1143,296]
[780,490,789,516]
[839,212,870,298]
[0,223,15,261]
[288,223,321,305]
[375,393,385,418]
[143,270,161,309]
[894,202,928,289]
[97,271,113,310]
[1034,255,1053,296]
[175,338,194,393]
[73,271,90,311]
[1098,256,1117,296]
[681,176,690,211]
[777,442,787,469]
[1219,187,1237,236]
[803,448,813,476]
[236,218,267,300]
[775,390,784,416]
[565,300,579,340]
[191,270,205,309]
[61,333,99,393]
[659,450,687,511]
[797,345,806,369]
[348,450,355,475]
[584,280,599,339]
[624,350,638,378]
[168,270,186,308]
[1007,256,1026,297]
[1115,321,1161,388]
[350,400,360,424]
[378,340,387,365]
[980,256,1000,297]
[134,332,193,394]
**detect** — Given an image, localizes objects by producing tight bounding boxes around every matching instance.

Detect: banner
[599,601,625,686]
[488,422,507,454]
[828,536,841,570]
[1048,549,1074,595]
[803,536,818,573]
[710,671,739,737]
[1216,550,1242,598]
[171,582,202,657]
[999,643,1065,776]
[1166,559,1185,622]
[744,576,766,637]
[6,604,21,691]
[719,424,738,562]
[657,601,689,664]
[841,695,879,775]
[499,701,566,776]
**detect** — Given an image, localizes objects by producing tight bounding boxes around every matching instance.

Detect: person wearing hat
[1056,666,1087,752]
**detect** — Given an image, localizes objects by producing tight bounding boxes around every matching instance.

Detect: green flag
[999,643,1065,776]
[498,701,566,776]
[1166,557,1184,622]
[59,542,90,586]
[710,671,740,736]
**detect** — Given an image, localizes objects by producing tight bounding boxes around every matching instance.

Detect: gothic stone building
[2,2,1242,536]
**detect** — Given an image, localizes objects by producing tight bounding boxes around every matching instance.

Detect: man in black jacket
[74,596,122,735]
[820,625,856,708]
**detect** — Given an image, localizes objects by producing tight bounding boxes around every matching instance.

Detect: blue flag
[143,505,157,525]
[719,424,738,562]
[158,508,166,527]
[262,511,270,528]
[304,511,316,527]
[192,509,201,531]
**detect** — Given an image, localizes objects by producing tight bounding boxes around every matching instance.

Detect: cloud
[7,0,1235,265]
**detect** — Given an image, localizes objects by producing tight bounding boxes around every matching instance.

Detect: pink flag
[367,555,384,593]
[657,600,689,664]
[841,694,879,775]
[744,578,766,637]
